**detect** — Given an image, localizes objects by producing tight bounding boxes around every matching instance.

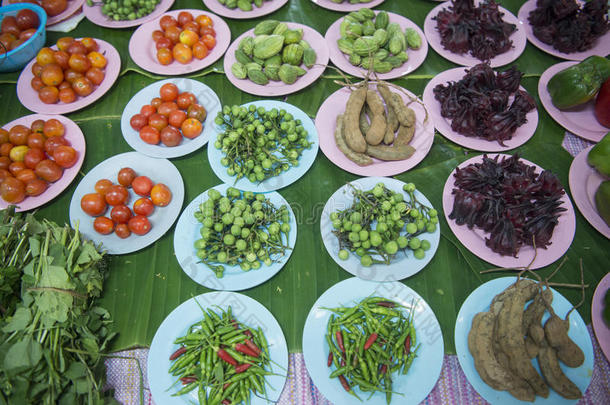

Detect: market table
[0,0,609,403]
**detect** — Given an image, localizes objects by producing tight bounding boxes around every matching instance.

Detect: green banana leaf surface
[0,0,608,355]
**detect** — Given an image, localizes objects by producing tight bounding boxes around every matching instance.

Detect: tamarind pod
[537,343,582,399]
[525,336,539,359]
[522,288,553,359]
[376,84,399,144]
[359,106,370,135]
[390,93,416,127]
[394,124,415,146]
[529,324,545,346]
[468,312,517,391]
[365,90,387,145]
[343,86,368,153]
[496,281,549,398]
[544,315,584,368]
[334,114,373,166]
[366,144,415,161]
[508,383,537,402]
[490,279,535,316]
[377,84,411,127]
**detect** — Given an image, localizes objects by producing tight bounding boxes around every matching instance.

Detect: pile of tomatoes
[30,37,107,104]
[130,82,206,146]
[80,167,172,238]
[0,118,78,204]
[0,8,40,54]
[153,11,216,65]
[8,0,68,18]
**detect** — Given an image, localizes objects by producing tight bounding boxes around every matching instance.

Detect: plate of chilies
[202,0,288,19]
[302,277,444,405]
[442,154,576,270]
[148,291,289,405]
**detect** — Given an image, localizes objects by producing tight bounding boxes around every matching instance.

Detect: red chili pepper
[230,318,239,330]
[338,375,351,392]
[376,301,396,308]
[380,364,387,375]
[180,376,197,384]
[244,329,253,337]
[169,346,187,360]
[222,400,231,405]
[235,363,253,373]
[327,352,333,367]
[244,339,262,356]
[235,343,259,358]
[340,356,346,367]
[364,333,378,350]
[335,331,345,353]
[223,382,231,391]
[405,335,411,354]
[217,348,237,366]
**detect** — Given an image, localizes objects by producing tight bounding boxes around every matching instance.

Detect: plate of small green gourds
[223,20,330,96]
[202,0,288,19]
[311,0,385,12]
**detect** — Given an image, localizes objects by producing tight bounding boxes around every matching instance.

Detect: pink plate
[422,67,538,152]
[569,145,610,239]
[518,0,610,61]
[17,39,120,114]
[539,61,608,143]
[0,114,85,212]
[224,23,330,96]
[1,0,85,25]
[315,83,435,176]
[83,0,175,28]
[442,154,576,269]
[202,0,288,19]
[311,0,384,12]
[592,273,610,362]
[423,0,527,67]
[129,9,231,76]
[325,11,428,80]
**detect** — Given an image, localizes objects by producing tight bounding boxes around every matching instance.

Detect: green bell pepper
[547,55,610,109]
[588,133,610,177]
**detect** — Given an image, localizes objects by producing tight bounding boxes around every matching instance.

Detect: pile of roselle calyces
[528,0,609,54]
[434,0,516,61]
[433,63,536,145]
[449,154,567,257]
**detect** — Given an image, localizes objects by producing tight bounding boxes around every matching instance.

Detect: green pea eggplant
[547,55,610,109]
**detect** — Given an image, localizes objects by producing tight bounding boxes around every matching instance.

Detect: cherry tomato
[43,119,65,137]
[66,40,87,55]
[53,50,70,69]
[187,104,207,122]
[133,197,155,216]
[110,204,132,224]
[139,125,160,145]
[8,161,25,176]
[93,216,114,235]
[44,136,68,155]
[68,53,91,73]
[16,9,39,30]
[23,147,46,169]
[195,15,213,29]
[9,125,31,146]
[130,114,147,131]
[164,26,181,44]
[117,167,137,187]
[64,69,83,83]
[31,76,44,92]
[128,215,151,235]
[132,176,153,196]
[38,86,59,104]
[0,177,26,203]
[179,30,198,47]
[151,97,162,109]
[140,105,156,119]
[115,223,131,239]
[80,37,99,53]
[40,63,64,87]
[160,125,182,147]
[27,132,45,149]
[0,143,12,157]
[168,109,187,128]
[0,169,11,182]
[0,156,10,170]
[1,16,20,36]
[159,82,179,102]
[182,21,199,34]
[159,15,177,31]
[36,47,55,66]
[0,129,7,144]
[53,145,78,168]
[157,101,178,117]
[199,26,215,38]
[16,168,36,183]
[150,183,172,206]
[35,159,63,182]
[41,0,68,17]
[201,34,216,50]
[148,113,168,131]
[157,47,173,65]
[58,87,77,103]
[81,192,107,216]
[94,178,113,195]
[56,36,74,52]
[25,178,47,196]
[181,118,203,139]
[172,43,192,64]
[152,29,164,42]
[9,145,28,162]
[155,37,172,51]
[177,11,193,26]
[176,92,196,110]
[192,41,208,60]
[31,62,43,77]
[105,184,129,206]
[71,77,94,97]
[19,28,37,41]
[29,120,44,135]
[85,67,105,86]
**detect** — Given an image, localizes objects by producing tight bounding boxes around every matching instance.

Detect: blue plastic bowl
[0,3,46,73]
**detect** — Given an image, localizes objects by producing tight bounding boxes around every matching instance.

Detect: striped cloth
[104,132,609,404]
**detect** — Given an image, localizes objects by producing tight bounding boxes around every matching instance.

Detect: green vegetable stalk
[547,55,610,109]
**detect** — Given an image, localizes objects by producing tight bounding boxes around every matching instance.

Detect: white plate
[68,152,184,255]
[148,291,289,404]
[208,100,319,192]
[455,277,594,404]
[310,0,384,12]
[120,78,221,159]
[173,183,297,291]
[302,277,444,405]
[320,177,440,281]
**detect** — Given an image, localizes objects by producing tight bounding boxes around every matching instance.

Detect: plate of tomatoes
[2,0,86,26]
[83,0,175,28]
[121,78,220,158]
[128,9,230,75]
[0,114,84,211]
[17,37,120,114]
[68,151,184,255]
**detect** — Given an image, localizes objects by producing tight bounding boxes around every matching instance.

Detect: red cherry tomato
[117,167,137,187]
[81,192,107,216]
[150,183,172,207]
[94,178,113,195]
[110,204,133,224]
[35,159,63,182]
[133,197,155,216]
[93,216,114,235]
[131,176,153,196]
[52,145,78,168]
[105,184,129,206]
[115,223,131,239]
[128,215,151,235]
